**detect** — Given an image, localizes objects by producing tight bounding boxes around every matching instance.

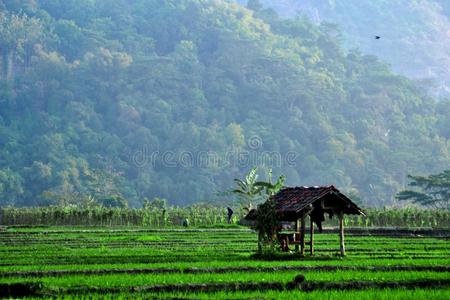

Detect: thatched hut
[246,185,365,256]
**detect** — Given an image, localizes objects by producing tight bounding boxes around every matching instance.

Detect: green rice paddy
[0,226,448,298]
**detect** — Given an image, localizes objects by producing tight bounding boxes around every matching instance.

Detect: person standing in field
[227,207,234,224]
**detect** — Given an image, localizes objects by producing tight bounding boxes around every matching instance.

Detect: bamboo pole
[300,216,305,255]
[339,211,345,256]
[309,215,314,256]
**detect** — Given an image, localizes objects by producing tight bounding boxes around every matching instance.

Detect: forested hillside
[238,0,450,97]
[0,0,449,207]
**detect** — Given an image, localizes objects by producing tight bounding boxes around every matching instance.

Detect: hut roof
[274,185,365,218]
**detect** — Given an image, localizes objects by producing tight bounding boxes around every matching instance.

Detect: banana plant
[232,167,263,199]
[254,173,286,196]
[232,167,286,207]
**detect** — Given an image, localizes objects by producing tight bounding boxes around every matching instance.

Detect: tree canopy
[396,170,450,209]
[0,0,448,207]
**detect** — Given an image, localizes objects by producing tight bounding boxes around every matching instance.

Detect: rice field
[0,226,449,298]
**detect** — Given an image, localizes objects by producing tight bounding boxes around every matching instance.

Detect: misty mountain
[238,0,450,97]
[0,0,448,207]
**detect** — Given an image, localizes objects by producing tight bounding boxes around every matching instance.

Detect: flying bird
[375,36,381,39]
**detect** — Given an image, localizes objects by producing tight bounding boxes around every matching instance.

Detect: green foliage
[143,197,167,210]
[1,206,448,228]
[252,198,280,254]
[0,226,449,298]
[231,167,285,208]
[254,173,286,197]
[232,167,263,200]
[0,168,23,205]
[0,0,448,208]
[98,195,128,209]
[396,170,450,209]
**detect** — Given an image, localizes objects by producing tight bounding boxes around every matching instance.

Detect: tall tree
[0,12,44,80]
[396,170,450,209]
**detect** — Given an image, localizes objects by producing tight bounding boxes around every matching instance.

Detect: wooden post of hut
[295,219,300,252]
[258,231,263,254]
[300,216,305,255]
[339,211,345,256]
[309,215,314,255]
